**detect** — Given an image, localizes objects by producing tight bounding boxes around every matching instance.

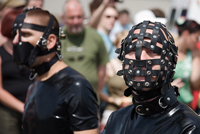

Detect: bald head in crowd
[63,0,85,34]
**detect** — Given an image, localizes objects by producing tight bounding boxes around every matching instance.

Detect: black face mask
[12,8,61,77]
[12,13,33,67]
[13,41,36,66]
[116,21,178,101]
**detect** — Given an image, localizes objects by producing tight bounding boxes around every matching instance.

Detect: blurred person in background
[89,0,118,59]
[89,0,116,29]
[88,0,106,27]
[133,9,167,26]
[89,0,119,119]
[12,8,99,134]
[150,8,166,18]
[0,0,25,46]
[100,30,132,131]
[0,0,25,15]
[25,0,43,9]
[61,0,109,103]
[109,9,133,42]
[0,9,33,134]
[89,0,102,16]
[102,20,200,134]
[97,5,118,60]
[172,18,200,109]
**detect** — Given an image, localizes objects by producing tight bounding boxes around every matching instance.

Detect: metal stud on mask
[116,21,178,102]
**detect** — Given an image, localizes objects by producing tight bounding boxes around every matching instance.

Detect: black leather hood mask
[116,21,178,102]
[12,8,64,78]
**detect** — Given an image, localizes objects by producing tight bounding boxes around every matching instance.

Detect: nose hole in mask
[125,64,129,69]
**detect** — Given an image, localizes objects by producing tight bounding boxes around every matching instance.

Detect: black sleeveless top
[0,46,33,102]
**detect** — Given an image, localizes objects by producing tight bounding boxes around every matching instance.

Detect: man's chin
[71,27,83,34]
[132,87,151,93]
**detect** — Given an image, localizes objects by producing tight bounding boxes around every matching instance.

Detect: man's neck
[176,37,187,54]
[97,27,110,35]
[37,60,68,81]
[33,52,67,81]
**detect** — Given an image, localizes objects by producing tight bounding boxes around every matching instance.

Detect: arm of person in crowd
[97,65,108,101]
[0,56,24,114]
[74,129,99,134]
[171,78,185,89]
[98,64,122,106]
[89,0,115,29]
[190,48,200,90]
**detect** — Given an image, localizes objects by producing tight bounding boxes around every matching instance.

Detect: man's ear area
[47,34,57,49]
[181,30,189,36]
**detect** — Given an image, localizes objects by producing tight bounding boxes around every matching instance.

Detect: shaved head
[63,0,84,16]
[63,0,84,34]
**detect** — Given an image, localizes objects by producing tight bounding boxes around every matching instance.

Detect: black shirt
[23,67,99,134]
[0,46,32,102]
[102,101,200,134]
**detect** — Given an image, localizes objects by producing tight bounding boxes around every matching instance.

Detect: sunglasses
[105,15,118,20]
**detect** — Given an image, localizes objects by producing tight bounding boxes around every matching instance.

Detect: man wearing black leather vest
[101,21,200,134]
[12,8,99,134]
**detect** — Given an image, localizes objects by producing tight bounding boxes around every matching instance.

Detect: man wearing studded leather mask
[101,21,200,134]
[12,8,99,134]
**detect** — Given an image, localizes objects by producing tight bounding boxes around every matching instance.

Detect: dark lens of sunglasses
[106,15,117,20]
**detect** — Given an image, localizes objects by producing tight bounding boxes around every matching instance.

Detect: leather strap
[132,87,179,116]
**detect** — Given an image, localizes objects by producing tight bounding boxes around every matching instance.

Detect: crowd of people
[0,0,200,134]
